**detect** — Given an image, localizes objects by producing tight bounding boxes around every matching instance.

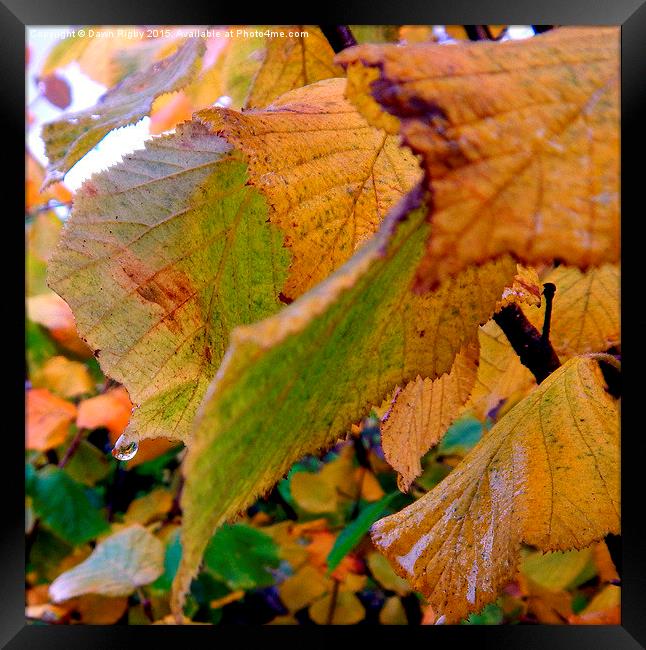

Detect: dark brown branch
[319,25,358,54]
[493,304,561,384]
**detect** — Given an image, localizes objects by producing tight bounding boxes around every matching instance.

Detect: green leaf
[327,492,398,573]
[49,524,165,601]
[437,416,483,457]
[173,189,517,611]
[26,320,57,373]
[64,440,111,486]
[48,122,290,445]
[462,602,504,625]
[41,38,205,186]
[151,529,183,593]
[30,465,109,545]
[202,524,280,590]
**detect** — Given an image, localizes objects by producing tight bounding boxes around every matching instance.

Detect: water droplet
[111,433,138,461]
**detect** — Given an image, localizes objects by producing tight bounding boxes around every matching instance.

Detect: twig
[57,427,87,469]
[325,578,341,625]
[319,25,358,54]
[138,587,155,622]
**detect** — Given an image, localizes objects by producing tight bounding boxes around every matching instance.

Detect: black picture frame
[5,0,644,646]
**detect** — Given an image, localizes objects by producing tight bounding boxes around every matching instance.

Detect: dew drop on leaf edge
[111,433,139,461]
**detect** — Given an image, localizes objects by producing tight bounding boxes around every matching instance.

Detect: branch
[493,301,561,384]
[319,25,358,54]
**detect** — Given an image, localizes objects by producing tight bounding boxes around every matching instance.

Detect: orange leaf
[26,388,76,451]
[149,92,194,134]
[77,387,132,436]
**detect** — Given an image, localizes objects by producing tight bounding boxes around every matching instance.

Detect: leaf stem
[541,282,556,345]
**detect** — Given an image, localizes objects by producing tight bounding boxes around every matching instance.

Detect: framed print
[4,0,644,645]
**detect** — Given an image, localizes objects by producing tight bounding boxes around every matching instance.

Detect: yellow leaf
[371,356,619,623]
[381,342,479,491]
[521,546,594,591]
[379,596,408,624]
[497,265,542,310]
[338,27,620,290]
[355,467,385,501]
[309,590,365,625]
[523,264,619,359]
[568,584,620,624]
[246,27,343,108]
[290,447,357,513]
[26,388,76,451]
[466,320,536,420]
[196,77,421,299]
[366,552,411,596]
[32,356,94,398]
[278,564,331,612]
[124,488,174,525]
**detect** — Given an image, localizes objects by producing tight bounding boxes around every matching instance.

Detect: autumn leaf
[371,356,619,623]
[245,27,343,108]
[309,591,365,625]
[48,122,289,444]
[381,342,479,492]
[77,387,132,437]
[26,388,76,451]
[172,191,518,614]
[523,264,619,359]
[49,78,418,444]
[32,356,95,398]
[41,38,204,187]
[40,29,178,88]
[26,151,72,210]
[196,77,421,299]
[26,293,91,357]
[338,27,620,290]
[49,525,164,602]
